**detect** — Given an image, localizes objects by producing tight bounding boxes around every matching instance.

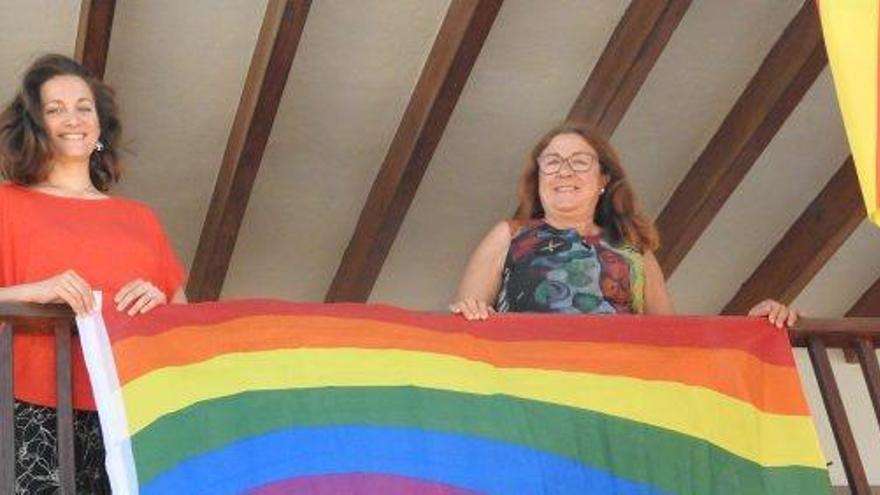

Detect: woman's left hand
[115,279,167,315]
[747,299,798,329]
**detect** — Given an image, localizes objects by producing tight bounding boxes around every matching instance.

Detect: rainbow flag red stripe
[77,299,830,494]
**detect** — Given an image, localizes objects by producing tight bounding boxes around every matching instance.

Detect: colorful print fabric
[497,221,645,314]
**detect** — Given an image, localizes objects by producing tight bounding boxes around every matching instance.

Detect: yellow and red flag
[818,1,880,226]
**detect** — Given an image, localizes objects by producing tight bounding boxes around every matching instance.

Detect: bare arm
[0,285,32,302]
[0,271,95,316]
[450,221,511,320]
[643,250,675,315]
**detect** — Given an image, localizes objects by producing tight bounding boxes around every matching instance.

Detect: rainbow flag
[818,1,880,226]
[77,299,830,494]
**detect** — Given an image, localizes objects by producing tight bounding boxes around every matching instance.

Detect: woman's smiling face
[537,133,607,218]
[40,74,100,164]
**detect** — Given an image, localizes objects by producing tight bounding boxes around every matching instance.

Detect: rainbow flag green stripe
[132,387,829,494]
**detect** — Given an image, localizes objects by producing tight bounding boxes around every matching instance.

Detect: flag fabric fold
[77,299,829,494]
[818,0,880,226]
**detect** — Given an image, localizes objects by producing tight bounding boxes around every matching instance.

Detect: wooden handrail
[0,302,75,318]
[789,317,880,347]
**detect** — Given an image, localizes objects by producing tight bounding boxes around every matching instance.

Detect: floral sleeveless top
[496,220,646,314]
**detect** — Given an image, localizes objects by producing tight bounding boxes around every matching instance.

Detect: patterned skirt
[14,400,111,494]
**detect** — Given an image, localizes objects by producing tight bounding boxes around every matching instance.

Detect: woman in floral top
[450,123,796,326]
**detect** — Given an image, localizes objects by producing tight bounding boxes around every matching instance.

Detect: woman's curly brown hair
[0,53,122,191]
[514,122,659,251]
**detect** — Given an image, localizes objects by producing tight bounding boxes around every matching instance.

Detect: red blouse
[0,183,184,410]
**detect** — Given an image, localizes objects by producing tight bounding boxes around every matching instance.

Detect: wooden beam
[74,0,116,79]
[187,0,311,302]
[567,0,690,135]
[848,279,880,317]
[844,278,880,363]
[845,249,880,363]
[325,0,503,303]
[655,1,826,275]
[722,157,863,314]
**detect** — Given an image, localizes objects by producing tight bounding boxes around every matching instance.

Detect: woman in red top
[0,54,185,493]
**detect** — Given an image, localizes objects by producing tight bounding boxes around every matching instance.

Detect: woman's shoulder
[503,218,543,238]
[0,182,144,210]
[474,220,519,253]
[107,195,164,223]
[0,182,40,208]
[0,182,25,197]
[106,194,149,210]
[0,183,14,212]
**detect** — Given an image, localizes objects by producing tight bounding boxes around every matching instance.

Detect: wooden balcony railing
[789,318,880,494]
[0,302,76,494]
[0,303,878,494]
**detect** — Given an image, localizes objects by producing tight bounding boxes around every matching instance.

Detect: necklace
[34,182,103,199]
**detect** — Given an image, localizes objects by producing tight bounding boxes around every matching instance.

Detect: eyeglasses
[536,152,598,175]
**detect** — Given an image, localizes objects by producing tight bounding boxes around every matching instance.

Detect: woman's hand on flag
[748,299,799,329]
[17,269,95,316]
[115,279,168,316]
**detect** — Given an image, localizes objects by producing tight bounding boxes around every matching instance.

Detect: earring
[94,141,104,152]
[599,187,606,194]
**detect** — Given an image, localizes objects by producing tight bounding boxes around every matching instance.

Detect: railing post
[0,322,13,494]
[853,338,880,434]
[55,319,75,494]
[807,337,871,494]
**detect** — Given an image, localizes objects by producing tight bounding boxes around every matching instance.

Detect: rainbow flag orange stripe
[78,300,830,494]
[818,0,880,226]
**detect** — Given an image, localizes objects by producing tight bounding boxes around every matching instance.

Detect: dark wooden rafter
[655,1,827,275]
[567,0,691,134]
[841,198,878,362]
[325,0,503,303]
[848,279,880,317]
[722,157,863,314]
[187,0,311,302]
[74,0,116,79]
